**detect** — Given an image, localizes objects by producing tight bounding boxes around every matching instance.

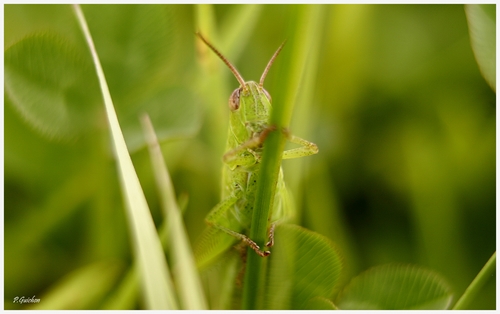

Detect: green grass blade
[452,251,496,310]
[140,114,208,310]
[242,5,320,309]
[72,4,178,309]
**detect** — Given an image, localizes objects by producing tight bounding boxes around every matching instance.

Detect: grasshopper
[195,33,318,267]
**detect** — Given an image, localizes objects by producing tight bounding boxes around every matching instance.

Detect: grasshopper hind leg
[218,225,270,257]
[205,191,271,257]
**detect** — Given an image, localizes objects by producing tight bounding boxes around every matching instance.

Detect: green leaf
[82,4,178,101]
[81,5,201,152]
[264,224,343,310]
[465,4,496,91]
[5,32,101,140]
[336,264,453,310]
[5,5,79,48]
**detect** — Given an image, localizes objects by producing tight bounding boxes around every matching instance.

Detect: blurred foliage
[465,4,496,91]
[4,4,495,309]
[336,264,453,309]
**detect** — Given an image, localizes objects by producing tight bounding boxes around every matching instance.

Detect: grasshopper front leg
[282,129,319,159]
[223,126,318,165]
[205,187,271,257]
[223,126,276,168]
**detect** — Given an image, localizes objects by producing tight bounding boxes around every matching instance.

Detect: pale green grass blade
[140,114,208,310]
[102,180,196,309]
[336,264,453,310]
[72,5,177,309]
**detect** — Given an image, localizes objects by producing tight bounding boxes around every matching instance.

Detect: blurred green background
[4,4,495,309]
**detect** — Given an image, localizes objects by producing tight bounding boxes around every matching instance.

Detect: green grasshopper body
[195,33,318,268]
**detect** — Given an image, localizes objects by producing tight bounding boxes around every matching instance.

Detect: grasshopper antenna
[196,32,246,88]
[259,40,286,87]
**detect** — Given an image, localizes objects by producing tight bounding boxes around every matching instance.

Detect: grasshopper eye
[229,88,241,111]
[263,88,272,103]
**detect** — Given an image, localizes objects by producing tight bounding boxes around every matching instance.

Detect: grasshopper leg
[217,225,270,257]
[282,129,319,159]
[224,126,318,164]
[223,126,276,167]
[266,223,276,247]
[205,188,271,257]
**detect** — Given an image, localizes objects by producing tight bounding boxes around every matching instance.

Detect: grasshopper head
[229,84,272,111]
[229,81,272,123]
[196,32,285,123]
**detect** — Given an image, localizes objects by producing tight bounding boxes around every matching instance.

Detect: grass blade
[72,4,178,309]
[452,252,496,310]
[242,5,317,309]
[140,114,208,310]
